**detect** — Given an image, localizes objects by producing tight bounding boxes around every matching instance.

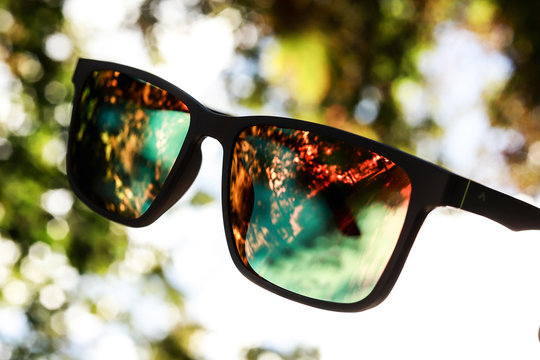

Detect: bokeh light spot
[47,217,70,240]
[42,137,67,167]
[40,188,74,217]
[0,9,14,33]
[44,33,74,62]
[15,53,43,83]
[0,237,21,266]
[44,81,68,104]
[2,280,31,306]
[39,284,67,310]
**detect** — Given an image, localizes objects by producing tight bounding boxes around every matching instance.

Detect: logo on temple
[478,192,486,202]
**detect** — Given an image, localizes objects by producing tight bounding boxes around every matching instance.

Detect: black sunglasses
[66,58,540,312]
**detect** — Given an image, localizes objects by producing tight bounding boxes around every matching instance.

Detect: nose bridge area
[198,108,238,145]
[157,110,228,219]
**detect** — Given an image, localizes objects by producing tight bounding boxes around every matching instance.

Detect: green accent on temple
[460,180,471,209]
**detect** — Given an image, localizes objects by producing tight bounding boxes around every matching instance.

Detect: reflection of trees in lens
[230,125,411,303]
[72,71,190,218]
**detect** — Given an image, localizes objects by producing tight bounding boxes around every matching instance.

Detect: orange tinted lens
[230,125,411,304]
[69,70,190,219]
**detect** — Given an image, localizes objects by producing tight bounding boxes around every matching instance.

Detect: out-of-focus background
[0,0,539,359]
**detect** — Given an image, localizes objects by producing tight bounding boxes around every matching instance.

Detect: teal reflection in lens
[230,126,411,304]
[70,70,191,218]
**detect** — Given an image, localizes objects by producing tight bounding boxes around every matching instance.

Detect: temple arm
[443,174,540,231]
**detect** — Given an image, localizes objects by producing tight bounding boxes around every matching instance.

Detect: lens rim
[67,58,463,312]
[69,70,193,220]
[228,124,413,304]
[219,117,448,312]
[67,59,210,227]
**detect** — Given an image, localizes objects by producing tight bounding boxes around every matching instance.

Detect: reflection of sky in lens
[230,126,411,303]
[71,71,190,218]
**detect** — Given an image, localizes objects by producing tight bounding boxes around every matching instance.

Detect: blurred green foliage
[199,0,430,148]
[0,1,196,358]
[194,0,540,190]
[0,0,122,272]
[0,0,538,358]
[244,346,319,360]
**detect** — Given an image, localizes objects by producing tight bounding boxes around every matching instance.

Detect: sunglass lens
[69,70,190,219]
[230,125,411,304]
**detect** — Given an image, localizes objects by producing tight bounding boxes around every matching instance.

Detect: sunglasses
[67,58,540,312]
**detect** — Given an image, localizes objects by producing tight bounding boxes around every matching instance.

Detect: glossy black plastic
[67,58,540,312]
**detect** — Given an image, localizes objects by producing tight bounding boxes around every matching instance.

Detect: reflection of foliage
[73,70,190,219]
[230,126,410,303]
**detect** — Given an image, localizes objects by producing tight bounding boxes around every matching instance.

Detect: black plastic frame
[67,58,540,312]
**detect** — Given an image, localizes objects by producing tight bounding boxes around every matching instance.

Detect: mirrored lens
[230,125,411,304]
[69,70,190,219]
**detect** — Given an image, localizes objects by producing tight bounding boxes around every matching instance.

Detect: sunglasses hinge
[441,174,471,210]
